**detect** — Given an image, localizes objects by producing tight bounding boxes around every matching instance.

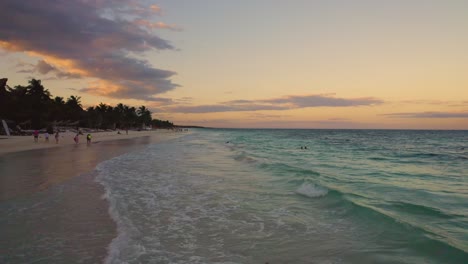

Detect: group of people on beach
[33,129,92,145]
[73,132,92,144]
[33,130,60,144]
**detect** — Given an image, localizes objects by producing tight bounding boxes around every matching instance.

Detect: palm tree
[27,79,51,101]
[126,106,137,128]
[0,78,11,120]
[137,105,152,128]
[66,95,82,108]
[66,95,83,122]
[49,96,66,122]
[54,96,65,105]
[95,103,110,129]
[1,78,176,131]
[114,103,126,129]
[26,79,51,128]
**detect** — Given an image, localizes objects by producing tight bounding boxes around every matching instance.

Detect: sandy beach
[0,129,186,263]
[0,129,179,156]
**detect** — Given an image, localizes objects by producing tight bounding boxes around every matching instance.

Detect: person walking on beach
[74,133,79,144]
[86,134,92,145]
[55,130,60,144]
[33,130,39,143]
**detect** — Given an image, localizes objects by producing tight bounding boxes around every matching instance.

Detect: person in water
[86,134,92,144]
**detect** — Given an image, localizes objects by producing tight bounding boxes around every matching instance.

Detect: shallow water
[96,129,468,263]
[0,136,157,263]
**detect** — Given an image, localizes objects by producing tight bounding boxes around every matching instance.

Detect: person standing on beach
[86,134,92,145]
[44,132,49,143]
[33,130,39,143]
[55,130,60,144]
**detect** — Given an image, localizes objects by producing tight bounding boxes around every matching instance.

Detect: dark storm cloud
[0,0,178,99]
[165,94,383,113]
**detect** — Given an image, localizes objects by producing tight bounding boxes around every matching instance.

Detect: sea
[94,129,467,263]
[2,129,466,263]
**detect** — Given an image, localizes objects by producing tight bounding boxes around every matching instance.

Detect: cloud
[36,60,55,75]
[383,112,468,118]
[174,97,194,103]
[393,99,468,107]
[80,79,178,102]
[133,19,182,31]
[0,0,179,101]
[165,94,383,113]
[169,104,287,113]
[260,95,383,107]
[247,113,287,119]
[16,60,82,79]
[150,5,162,14]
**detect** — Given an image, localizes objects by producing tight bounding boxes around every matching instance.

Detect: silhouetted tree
[137,105,152,128]
[27,79,51,128]
[0,78,10,120]
[49,96,66,122]
[1,78,175,133]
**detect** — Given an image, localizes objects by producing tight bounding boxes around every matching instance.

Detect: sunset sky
[1,0,467,129]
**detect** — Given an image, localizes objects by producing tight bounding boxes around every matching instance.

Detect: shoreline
[0,129,178,156]
[0,130,186,263]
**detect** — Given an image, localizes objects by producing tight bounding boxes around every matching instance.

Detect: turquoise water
[97,129,468,263]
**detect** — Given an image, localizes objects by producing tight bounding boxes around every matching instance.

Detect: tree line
[0,78,174,132]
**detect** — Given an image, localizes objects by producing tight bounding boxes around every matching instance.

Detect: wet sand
[0,131,184,263]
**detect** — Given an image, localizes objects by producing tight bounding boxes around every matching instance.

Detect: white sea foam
[295,183,329,198]
[94,141,245,263]
[233,151,257,163]
[93,131,349,263]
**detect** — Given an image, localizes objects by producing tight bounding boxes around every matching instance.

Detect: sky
[1,0,467,129]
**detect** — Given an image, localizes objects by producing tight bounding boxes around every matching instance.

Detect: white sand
[0,129,181,155]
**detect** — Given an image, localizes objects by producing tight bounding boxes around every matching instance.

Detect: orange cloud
[0,41,23,52]
[150,4,161,13]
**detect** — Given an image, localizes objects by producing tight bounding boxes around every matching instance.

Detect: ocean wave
[259,162,321,177]
[295,183,328,198]
[340,195,468,255]
[389,201,460,219]
[392,152,467,161]
[233,151,258,163]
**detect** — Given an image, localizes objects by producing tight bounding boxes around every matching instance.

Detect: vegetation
[0,78,174,132]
